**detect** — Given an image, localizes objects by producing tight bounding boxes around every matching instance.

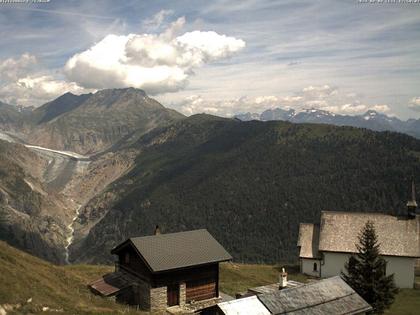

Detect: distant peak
[95,87,147,96]
[299,108,335,116]
[364,110,378,115]
[63,91,75,96]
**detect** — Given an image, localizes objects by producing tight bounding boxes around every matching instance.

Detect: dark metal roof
[113,229,232,273]
[258,277,372,315]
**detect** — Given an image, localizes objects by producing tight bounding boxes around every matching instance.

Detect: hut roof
[111,229,232,273]
[258,276,372,315]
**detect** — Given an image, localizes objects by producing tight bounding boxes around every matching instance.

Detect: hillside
[0,102,29,133]
[0,88,184,263]
[1,241,418,315]
[71,114,420,264]
[0,140,72,263]
[0,241,144,315]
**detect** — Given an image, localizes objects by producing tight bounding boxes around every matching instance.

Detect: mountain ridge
[0,88,185,155]
[235,107,420,139]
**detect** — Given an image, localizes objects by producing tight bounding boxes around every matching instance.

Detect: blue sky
[0,0,420,118]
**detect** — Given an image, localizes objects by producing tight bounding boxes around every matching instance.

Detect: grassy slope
[219,263,308,296]
[1,241,418,315]
[0,241,143,315]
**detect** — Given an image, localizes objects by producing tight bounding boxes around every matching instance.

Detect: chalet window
[124,252,130,264]
[313,262,318,272]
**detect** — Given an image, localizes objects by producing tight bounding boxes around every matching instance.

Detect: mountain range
[0,89,419,265]
[0,88,184,154]
[235,108,420,139]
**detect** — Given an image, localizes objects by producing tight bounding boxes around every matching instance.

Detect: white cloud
[64,17,245,94]
[178,95,279,116]
[339,103,367,114]
[175,85,392,117]
[0,53,37,82]
[408,97,420,112]
[255,96,278,104]
[0,54,90,106]
[369,104,391,113]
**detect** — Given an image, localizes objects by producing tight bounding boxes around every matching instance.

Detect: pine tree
[341,221,398,314]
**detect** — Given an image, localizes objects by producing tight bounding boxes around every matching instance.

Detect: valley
[0,88,183,264]
[0,131,93,263]
[0,130,136,263]
[1,88,420,266]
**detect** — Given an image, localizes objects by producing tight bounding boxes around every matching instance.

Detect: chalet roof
[318,211,420,257]
[258,276,372,315]
[297,223,320,259]
[112,229,232,273]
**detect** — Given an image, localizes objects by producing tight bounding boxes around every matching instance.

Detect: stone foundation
[151,286,167,312]
[179,282,186,307]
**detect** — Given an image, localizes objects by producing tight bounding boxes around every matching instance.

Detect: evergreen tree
[341,221,398,314]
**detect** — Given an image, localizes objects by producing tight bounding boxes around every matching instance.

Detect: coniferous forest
[73,115,420,264]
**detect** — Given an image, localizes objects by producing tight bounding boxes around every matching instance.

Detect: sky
[0,0,420,119]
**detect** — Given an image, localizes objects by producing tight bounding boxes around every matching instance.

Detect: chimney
[279,267,288,289]
[407,180,418,219]
[154,225,161,235]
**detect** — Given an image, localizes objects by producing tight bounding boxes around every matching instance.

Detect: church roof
[317,211,420,257]
[297,223,320,259]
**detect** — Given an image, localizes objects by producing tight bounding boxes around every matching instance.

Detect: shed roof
[297,223,320,259]
[258,276,372,315]
[111,229,232,273]
[217,295,270,315]
[318,211,420,257]
[89,271,138,297]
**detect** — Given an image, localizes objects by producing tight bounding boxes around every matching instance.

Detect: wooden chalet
[89,228,232,313]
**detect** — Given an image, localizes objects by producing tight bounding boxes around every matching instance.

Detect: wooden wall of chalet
[116,243,219,304]
[154,263,218,302]
[117,245,151,280]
